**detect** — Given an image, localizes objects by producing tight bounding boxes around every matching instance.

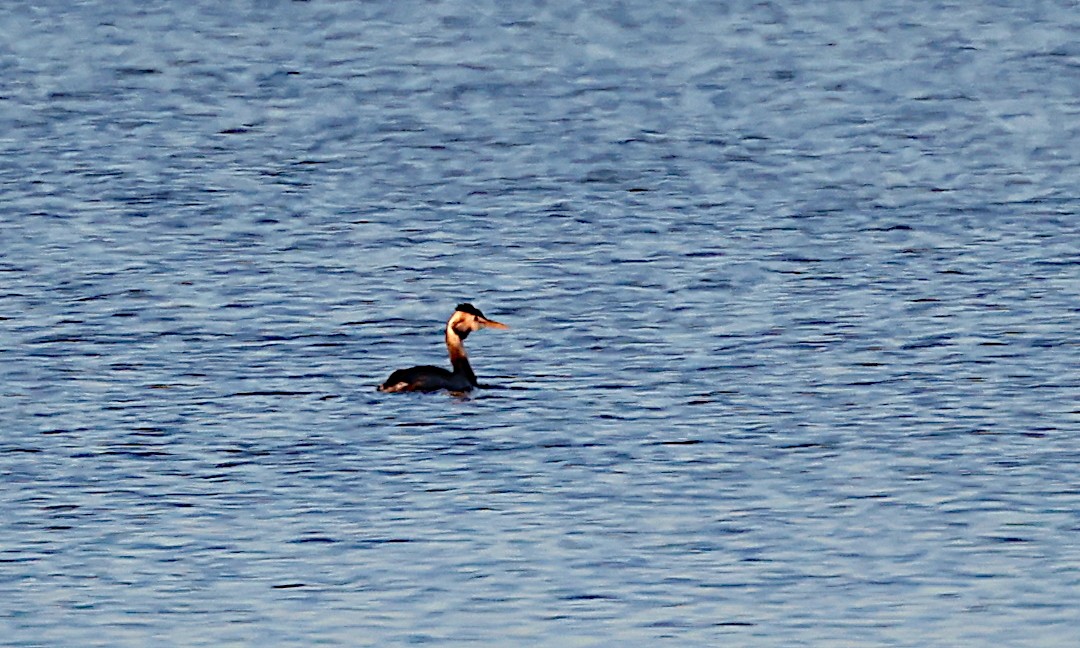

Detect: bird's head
[448,303,509,339]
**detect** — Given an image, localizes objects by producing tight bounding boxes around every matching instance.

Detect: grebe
[377,303,509,393]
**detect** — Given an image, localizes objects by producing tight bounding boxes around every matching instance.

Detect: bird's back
[378,365,461,393]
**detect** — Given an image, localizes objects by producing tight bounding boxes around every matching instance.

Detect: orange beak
[480,317,509,330]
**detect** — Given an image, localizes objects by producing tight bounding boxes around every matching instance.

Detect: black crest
[455,303,485,318]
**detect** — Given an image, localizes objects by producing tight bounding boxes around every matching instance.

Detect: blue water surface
[1,1,1078,645]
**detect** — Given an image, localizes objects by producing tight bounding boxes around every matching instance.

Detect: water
[2,1,1078,645]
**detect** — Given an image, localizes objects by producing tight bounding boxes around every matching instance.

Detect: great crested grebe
[377,303,509,393]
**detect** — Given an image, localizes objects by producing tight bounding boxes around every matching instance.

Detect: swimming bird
[377,303,509,393]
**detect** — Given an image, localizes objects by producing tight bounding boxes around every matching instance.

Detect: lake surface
[2,1,1078,645]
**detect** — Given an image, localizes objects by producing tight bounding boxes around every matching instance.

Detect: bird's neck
[445,326,477,385]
